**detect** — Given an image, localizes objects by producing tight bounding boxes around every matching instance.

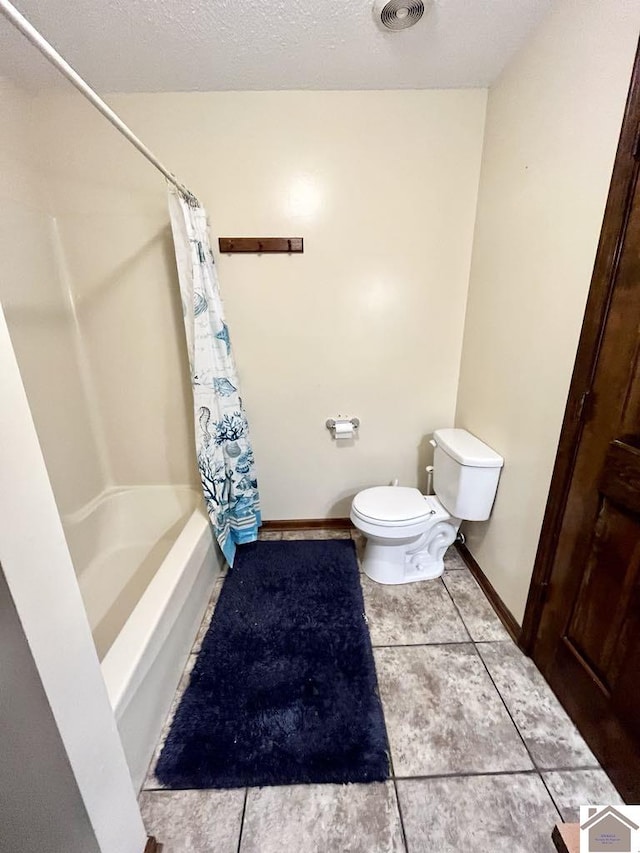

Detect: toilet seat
[351,487,448,528]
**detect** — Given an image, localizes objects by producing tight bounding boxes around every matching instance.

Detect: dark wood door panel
[566,498,640,684]
[600,439,640,514]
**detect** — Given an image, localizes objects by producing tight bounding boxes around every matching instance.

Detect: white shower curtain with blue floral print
[168,186,261,566]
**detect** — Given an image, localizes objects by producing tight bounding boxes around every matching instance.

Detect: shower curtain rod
[0,0,196,200]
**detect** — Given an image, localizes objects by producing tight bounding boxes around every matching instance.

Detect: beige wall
[104,90,487,518]
[455,0,640,623]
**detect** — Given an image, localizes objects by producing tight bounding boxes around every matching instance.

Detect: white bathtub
[64,486,224,790]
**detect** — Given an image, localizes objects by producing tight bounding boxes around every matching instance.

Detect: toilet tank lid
[433,428,504,468]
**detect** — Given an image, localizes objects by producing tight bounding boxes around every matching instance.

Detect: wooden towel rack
[218,237,304,254]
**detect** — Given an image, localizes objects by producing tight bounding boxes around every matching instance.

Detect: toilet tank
[432,428,504,521]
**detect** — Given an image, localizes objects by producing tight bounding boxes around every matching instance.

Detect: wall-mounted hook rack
[218,237,304,254]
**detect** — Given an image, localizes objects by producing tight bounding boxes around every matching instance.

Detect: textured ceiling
[0,0,552,92]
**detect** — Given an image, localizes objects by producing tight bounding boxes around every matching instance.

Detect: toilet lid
[352,486,432,523]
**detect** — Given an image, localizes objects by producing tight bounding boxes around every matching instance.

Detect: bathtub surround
[0,78,228,797]
[168,188,261,565]
[0,82,229,801]
[0,81,200,522]
[155,539,389,789]
[0,83,106,515]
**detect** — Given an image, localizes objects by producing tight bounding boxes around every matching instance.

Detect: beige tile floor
[140,529,623,852]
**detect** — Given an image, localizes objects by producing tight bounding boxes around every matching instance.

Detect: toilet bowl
[351,488,460,584]
[351,428,503,585]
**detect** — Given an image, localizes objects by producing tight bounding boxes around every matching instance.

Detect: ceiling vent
[373,0,428,31]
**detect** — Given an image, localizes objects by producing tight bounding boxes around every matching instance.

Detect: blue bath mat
[155,539,390,789]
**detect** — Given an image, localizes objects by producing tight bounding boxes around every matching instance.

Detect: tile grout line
[392,768,539,783]
[537,772,568,824]
[532,764,603,774]
[386,741,409,853]
[138,767,547,795]
[140,763,603,796]
[439,572,482,646]
[382,732,409,853]
[373,640,471,649]
[236,787,249,853]
[392,777,410,853]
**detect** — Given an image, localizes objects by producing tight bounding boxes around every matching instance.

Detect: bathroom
[1,1,639,851]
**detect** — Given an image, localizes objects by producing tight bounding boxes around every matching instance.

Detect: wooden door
[523,41,640,804]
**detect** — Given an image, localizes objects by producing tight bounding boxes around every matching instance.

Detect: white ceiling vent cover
[373,0,429,31]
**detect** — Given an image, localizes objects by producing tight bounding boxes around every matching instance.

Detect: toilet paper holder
[326,417,360,436]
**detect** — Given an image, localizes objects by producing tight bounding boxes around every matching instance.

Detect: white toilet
[350,428,503,584]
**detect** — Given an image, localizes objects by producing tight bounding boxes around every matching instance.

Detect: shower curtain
[168,186,261,566]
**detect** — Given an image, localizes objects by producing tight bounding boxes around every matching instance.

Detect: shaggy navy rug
[154,538,389,789]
